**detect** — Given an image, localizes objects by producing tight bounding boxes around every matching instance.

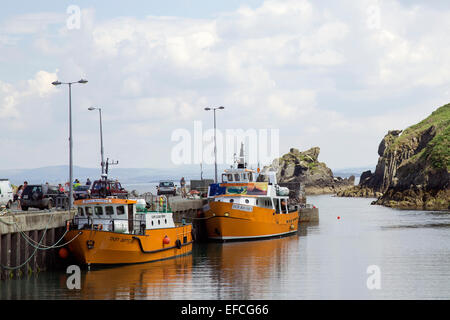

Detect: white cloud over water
[1,0,450,171]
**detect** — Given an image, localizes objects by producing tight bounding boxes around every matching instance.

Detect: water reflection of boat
[79,254,193,299]
[205,236,300,299]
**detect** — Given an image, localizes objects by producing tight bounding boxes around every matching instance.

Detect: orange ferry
[203,144,299,241]
[64,196,192,267]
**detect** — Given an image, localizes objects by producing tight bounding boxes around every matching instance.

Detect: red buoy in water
[59,247,69,259]
[163,236,170,245]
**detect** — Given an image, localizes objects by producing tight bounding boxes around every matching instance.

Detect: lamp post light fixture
[88,106,105,177]
[52,79,88,211]
[204,106,225,183]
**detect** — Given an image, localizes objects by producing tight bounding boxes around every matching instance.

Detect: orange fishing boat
[64,196,192,267]
[203,144,299,241]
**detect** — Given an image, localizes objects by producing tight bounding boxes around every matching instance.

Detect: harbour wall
[0,199,319,279]
[0,210,75,280]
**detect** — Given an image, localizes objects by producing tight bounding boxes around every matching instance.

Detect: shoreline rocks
[336,186,382,198]
[261,147,355,196]
[336,103,450,211]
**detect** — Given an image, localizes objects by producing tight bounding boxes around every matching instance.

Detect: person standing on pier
[15,185,23,210]
[180,177,186,198]
[86,178,91,186]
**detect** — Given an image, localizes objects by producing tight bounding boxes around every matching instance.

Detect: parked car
[90,179,128,199]
[21,184,65,210]
[73,185,91,200]
[0,179,14,208]
[157,181,177,196]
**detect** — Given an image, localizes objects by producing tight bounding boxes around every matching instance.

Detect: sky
[1,0,450,172]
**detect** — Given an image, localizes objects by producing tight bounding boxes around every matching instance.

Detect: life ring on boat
[175,239,182,249]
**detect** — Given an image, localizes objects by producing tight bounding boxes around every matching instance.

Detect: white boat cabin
[73,197,176,234]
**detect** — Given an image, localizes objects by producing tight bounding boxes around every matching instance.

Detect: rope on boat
[191,216,214,220]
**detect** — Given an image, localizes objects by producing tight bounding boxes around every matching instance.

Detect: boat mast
[237,142,246,169]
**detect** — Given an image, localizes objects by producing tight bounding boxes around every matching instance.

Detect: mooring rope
[0,211,81,271]
[18,228,68,249]
[0,212,54,270]
[192,216,214,220]
[18,228,82,250]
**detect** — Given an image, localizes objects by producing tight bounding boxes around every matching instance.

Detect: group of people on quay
[13,178,92,210]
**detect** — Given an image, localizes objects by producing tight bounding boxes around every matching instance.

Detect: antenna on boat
[105,158,119,178]
[237,142,246,169]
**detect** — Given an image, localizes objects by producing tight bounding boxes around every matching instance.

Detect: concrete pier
[169,198,208,242]
[0,210,75,280]
[299,206,319,223]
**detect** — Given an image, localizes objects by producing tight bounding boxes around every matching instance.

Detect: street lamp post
[52,79,88,211]
[204,106,225,183]
[88,106,105,176]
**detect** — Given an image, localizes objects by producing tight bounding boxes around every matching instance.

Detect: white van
[0,179,14,208]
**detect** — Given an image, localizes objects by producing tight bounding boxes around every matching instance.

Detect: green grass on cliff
[393,103,450,170]
[424,125,450,170]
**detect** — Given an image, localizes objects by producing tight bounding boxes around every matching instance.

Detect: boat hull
[204,202,298,241]
[65,224,192,265]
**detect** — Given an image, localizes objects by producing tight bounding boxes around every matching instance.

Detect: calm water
[1,195,449,300]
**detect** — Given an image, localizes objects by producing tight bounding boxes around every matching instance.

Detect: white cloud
[1,0,450,170]
[0,12,65,35]
[0,70,58,121]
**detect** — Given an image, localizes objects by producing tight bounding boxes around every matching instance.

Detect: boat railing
[129,192,174,213]
[72,215,147,235]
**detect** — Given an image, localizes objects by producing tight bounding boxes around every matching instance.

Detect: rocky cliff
[337,103,449,210]
[261,147,355,195]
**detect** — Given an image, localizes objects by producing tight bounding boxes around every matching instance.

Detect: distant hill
[1,162,376,187]
[0,164,231,186]
[332,166,375,178]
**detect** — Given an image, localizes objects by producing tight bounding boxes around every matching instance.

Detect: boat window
[245,199,249,204]
[95,206,103,215]
[248,173,253,181]
[230,199,234,203]
[242,173,247,180]
[222,174,227,182]
[105,206,114,215]
[85,207,93,216]
[234,174,240,181]
[227,174,233,181]
[117,206,125,215]
[92,182,102,190]
[77,207,84,216]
